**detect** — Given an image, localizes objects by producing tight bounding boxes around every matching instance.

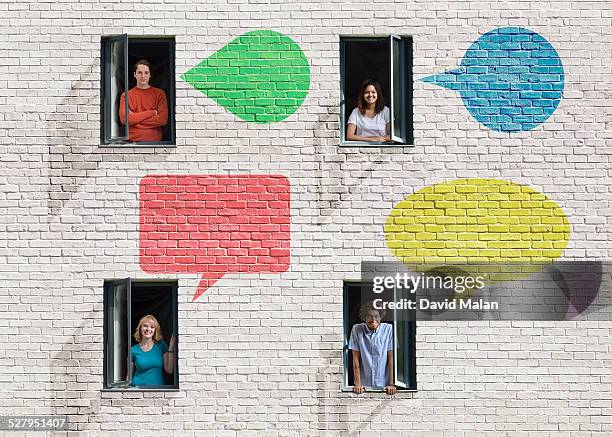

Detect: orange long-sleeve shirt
[119,86,168,142]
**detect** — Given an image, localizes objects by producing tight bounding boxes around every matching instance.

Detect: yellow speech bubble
[384,179,570,272]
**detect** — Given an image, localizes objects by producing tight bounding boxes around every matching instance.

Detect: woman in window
[346,79,391,142]
[130,315,175,386]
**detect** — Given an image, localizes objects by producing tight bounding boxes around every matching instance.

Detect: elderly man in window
[349,301,396,395]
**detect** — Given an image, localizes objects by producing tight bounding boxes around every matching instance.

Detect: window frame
[103,279,179,391]
[103,278,131,388]
[100,35,177,147]
[342,281,417,392]
[101,34,129,144]
[339,35,414,147]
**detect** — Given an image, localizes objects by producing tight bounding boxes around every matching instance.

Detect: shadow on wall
[315,345,349,435]
[311,113,391,227]
[41,64,172,430]
[43,63,172,218]
[49,312,101,432]
[314,333,409,436]
[47,67,386,227]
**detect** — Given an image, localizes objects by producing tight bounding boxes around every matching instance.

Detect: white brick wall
[0,0,611,435]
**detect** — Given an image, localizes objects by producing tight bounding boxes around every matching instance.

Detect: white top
[347,106,390,138]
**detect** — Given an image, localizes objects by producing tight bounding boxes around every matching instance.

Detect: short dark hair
[357,79,385,115]
[358,301,386,321]
[134,59,152,73]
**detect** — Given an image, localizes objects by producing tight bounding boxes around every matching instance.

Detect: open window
[340,36,413,145]
[343,282,416,391]
[101,35,176,146]
[103,279,178,390]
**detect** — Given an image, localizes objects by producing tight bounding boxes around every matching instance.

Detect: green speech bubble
[181,30,310,124]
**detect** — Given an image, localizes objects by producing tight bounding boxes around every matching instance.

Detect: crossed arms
[119,91,168,129]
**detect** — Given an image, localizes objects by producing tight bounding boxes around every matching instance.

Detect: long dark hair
[357,79,384,115]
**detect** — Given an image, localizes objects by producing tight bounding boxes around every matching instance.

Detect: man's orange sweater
[119,86,168,142]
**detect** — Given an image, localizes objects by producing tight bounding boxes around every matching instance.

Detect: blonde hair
[134,314,163,343]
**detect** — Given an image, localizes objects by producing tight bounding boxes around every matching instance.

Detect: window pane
[103,35,128,143]
[392,284,414,388]
[392,284,405,388]
[344,281,416,391]
[131,283,177,386]
[390,36,404,142]
[342,39,390,141]
[111,37,127,140]
[394,320,408,387]
[128,39,175,143]
[392,37,400,138]
[110,281,129,384]
[343,283,361,387]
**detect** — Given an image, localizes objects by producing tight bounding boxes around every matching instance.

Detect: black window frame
[342,281,417,392]
[103,279,179,391]
[100,35,176,147]
[340,35,414,146]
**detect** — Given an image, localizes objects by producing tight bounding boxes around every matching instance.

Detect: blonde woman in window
[130,314,175,386]
[346,79,391,142]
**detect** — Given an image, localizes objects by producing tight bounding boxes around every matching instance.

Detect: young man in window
[349,301,397,395]
[119,59,168,142]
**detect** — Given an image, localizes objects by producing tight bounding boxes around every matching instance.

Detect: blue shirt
[348,323,393,389]
[130,341,168,386]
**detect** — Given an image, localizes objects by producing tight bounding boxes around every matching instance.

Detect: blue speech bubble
[422,27,564,132]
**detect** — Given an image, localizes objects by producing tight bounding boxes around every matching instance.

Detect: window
[100,35,176,146]
[103,279,178,389]
[343,282,416,391]
[340,36,413,145]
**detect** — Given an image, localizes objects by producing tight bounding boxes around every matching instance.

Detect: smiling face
[134,314,162,343]
[364,309,382,331]
[140,319,155,340]
[134,64,151,88]
[363,85,378,106]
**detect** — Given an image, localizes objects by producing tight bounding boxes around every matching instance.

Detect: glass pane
[111,282,128,383]
[342,39,390,142]
[395,320,408,387]
[391,36,403,141]
[104,35,128,142]
[131,283,177,387]
[393,283,411,388]
[344,283,359,388]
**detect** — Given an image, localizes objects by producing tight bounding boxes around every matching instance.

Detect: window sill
[340,140,413,147]
[341,387,417,393]
[99,142,176,148]
[101,387,179,392]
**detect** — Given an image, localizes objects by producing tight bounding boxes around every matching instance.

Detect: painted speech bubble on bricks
[422,27,564,132]
[181,30,310,124]
[384,178,571,287]
[384,178,570,265]
[139,175,290,301]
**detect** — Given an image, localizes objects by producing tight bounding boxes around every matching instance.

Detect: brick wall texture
[0,0,611,436]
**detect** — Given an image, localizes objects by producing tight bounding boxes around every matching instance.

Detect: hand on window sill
[384,385,397,395]
[369,136,389,142]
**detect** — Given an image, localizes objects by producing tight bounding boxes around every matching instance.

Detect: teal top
[130,341,168,386]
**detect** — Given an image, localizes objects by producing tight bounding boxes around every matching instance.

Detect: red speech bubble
[139,175,290,301]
